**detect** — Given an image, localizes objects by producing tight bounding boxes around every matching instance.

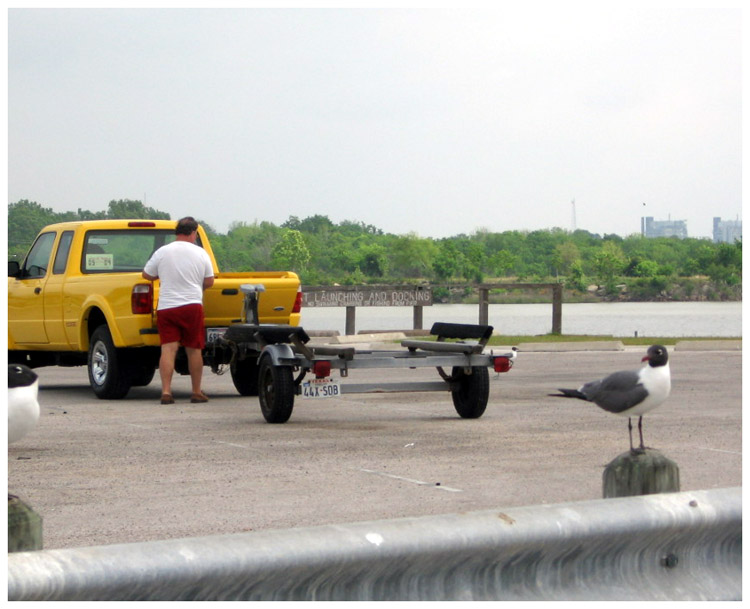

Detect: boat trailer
[205,284,517,423]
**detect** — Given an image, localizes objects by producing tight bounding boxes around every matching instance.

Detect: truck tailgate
[202,272,301,327]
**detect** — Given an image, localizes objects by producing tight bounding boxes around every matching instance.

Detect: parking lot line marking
[213,440,270,453]
[359,468,463,492]
[694,447,742,455]
[125,423,158,430]
[215,441,253,449]
[123,425,265,452]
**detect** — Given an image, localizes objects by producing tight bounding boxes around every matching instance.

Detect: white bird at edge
[8,364,40,444]
[550,345,671,451]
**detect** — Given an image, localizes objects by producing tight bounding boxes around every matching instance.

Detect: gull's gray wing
[580,370,648,414]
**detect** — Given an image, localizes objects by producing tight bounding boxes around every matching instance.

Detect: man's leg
[159,341,180,398]
[185,347,205,397]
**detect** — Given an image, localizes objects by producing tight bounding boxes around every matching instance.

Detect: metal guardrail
[7,487,741,601]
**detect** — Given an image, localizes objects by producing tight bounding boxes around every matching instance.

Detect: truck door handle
[221,289,238,295]
[34,287,42,294]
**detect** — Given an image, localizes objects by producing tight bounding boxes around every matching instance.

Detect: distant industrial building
[712,217,742,243]
[641,216,688,239]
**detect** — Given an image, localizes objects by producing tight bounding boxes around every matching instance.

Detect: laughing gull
[8,364,40,444]
[550,345,671,451]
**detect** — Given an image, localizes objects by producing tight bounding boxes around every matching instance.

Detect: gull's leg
[638,416,645,449]
[628,417,634,452]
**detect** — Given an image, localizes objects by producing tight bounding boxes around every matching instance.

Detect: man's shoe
[190,392,209,403]
[161,394,175,405]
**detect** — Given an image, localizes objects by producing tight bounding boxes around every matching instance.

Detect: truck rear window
[81,230,204,273]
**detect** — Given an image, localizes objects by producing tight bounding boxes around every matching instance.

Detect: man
[142,217,215,404]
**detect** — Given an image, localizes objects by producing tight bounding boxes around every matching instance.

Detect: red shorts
[156,303,205,349]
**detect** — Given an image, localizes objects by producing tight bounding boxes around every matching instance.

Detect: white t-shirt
[143,241,215,310]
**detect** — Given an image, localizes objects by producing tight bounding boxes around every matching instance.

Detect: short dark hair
[175,217,199,235]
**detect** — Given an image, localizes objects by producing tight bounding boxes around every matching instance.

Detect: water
[299,302,742,338]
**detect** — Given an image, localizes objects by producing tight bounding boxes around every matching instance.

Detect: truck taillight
[292,287,303,314]
[132,284,153,314]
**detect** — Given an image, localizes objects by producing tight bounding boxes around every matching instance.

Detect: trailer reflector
[493,356,511,373]
[313,361,332,378]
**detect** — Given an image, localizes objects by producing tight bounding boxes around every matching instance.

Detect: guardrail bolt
[661,553,679,568]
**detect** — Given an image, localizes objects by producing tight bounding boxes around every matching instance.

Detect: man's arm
[203,276,215,290]
[142,252,159,281]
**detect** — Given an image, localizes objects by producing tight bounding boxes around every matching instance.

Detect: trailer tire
[258,357,295,423]
[88,325,132,400]
[231,356,259,396]
[450,366,489,418]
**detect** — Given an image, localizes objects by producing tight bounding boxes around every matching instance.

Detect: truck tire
[129,364,156,387]
[88,325,132,399]
[231,356,259,396]
[258,357,294,423]
[450,366,489,419]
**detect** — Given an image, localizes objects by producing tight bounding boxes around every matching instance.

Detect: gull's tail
[549,388,587,400]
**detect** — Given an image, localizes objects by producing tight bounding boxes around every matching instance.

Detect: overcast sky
[7,6,742,239]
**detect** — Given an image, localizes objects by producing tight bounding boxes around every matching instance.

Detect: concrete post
[8,495,42,552]
[345,306,356,336]
[603,448,680,498]
[413,306,423,330]
[478,288,489,326]
[552,284,562,334]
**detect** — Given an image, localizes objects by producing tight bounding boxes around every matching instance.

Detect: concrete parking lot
[8,346,742,550]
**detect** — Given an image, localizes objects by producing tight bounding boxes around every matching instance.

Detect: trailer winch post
[239,284,265,325]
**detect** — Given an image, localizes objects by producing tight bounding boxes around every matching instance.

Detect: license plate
[206,327,227,343]
[301,378,341,399]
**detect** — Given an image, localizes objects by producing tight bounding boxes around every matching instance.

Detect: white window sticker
[86,253,114,270]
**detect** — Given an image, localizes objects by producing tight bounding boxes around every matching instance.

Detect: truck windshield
[81,230,203,273]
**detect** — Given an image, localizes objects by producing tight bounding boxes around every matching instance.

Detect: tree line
[8,199,741,301]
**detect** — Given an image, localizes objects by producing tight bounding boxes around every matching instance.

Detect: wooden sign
[302,286,433,308]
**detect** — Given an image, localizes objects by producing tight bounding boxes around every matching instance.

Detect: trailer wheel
[88,325,132,399]
[450,366,489,419]
[258,357,295,423]
[231,356,259,396]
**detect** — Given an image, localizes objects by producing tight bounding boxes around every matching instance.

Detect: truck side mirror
[8,260,20,277]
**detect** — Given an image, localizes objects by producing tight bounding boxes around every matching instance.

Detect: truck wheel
[450,366,489,419]
[129,365,156,387]
[88,325,132,399]
[258,357,294,423]
[231,356,259,396]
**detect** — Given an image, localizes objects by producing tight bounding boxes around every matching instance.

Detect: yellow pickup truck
[8,219,302,399]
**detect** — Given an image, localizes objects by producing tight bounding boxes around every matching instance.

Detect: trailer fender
[260,343,297,367]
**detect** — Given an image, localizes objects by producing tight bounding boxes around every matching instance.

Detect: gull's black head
[8,364,38,388]
[642,345,669,367]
